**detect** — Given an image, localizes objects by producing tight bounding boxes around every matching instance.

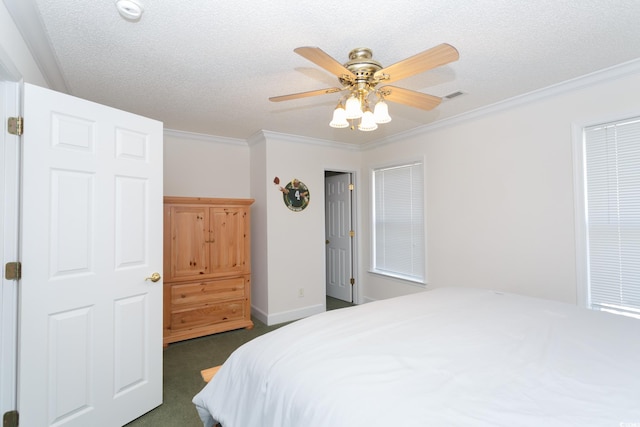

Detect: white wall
[166,128,363,325]
[162,63,640,319]
[360,64,640,304]
[248,133,268,319]
[251,132,361,324]
[163,130,250,198]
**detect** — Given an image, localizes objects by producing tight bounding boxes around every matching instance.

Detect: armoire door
[209,206,248,276]
[168,205,210,279]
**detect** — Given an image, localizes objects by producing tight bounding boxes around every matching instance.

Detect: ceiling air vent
[444,91,465,100]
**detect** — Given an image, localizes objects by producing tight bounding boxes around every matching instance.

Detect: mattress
[193,287,640,427]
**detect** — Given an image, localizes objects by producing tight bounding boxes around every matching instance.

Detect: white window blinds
[372,162,425,283]
[583,117,640,317]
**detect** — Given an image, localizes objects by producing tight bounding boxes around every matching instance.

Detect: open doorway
[324,170,357,304]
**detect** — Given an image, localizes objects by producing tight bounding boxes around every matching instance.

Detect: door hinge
[350,277,355,286]
[349,230,355,237]
[7,117,23,136]
[348,183,354,191]
[5,262,21,280]
[3,410,19,427]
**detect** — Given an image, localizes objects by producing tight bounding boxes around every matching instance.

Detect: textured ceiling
[6,0,640,145]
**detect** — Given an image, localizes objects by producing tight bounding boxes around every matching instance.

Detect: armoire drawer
[170,277,246,307]
[170,300,245,331]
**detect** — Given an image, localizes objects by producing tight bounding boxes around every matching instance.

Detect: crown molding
[164,128,361,151]
[0,44,21,81]
[361,57,640,151]
[4,0,69,92]
[163,128,246,146]
[245,130,266,147]
[168,56,640,152]
[257,130,361,151]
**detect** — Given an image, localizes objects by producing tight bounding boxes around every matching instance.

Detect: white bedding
[192,287,640,427]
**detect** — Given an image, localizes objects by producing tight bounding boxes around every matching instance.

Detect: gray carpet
[126,296,353,426]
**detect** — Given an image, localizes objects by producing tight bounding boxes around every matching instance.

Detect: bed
[192,287,640,427]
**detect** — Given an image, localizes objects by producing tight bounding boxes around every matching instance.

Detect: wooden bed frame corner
[200,365,222,383]
[200,365,223,426]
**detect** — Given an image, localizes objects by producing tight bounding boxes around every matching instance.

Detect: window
[372,161,425,283]
[577,116,640,318]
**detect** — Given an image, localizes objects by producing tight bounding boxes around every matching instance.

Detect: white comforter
[193,287,640,427]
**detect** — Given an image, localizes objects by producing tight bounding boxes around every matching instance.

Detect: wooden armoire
[163,197,254,345]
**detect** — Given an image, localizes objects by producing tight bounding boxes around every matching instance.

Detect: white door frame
[0,50,22,419]
[324,169,359,304]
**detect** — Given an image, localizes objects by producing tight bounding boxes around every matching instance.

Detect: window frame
[370,158,427,285]
[572,114,640,319]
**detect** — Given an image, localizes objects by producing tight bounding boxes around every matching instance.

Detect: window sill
[368,269,426,288]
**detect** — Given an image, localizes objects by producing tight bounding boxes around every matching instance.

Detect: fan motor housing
[340,48,382,86]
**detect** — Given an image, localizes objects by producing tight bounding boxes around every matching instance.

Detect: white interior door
[325,173,353,302]
[18,83,163,427]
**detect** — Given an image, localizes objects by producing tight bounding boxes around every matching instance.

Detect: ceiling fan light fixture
[270,43,459,133]
[358,108,378,132]
[345,95,363,120]
[329,102,349,128]
[373,100,391,124]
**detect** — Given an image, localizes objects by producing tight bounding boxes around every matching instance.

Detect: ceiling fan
[269,43,459,131]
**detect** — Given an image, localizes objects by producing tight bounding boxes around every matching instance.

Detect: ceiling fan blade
[294,47,356,82]
[374,43,459,84]
[269,87,344,102]
[379,86,442,110]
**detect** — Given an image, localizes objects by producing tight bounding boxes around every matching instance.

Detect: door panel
[115,177,147,268]
[169,206,209,279]
[19,83,163,426]
[114,294,148,396]
[210,208,245,274]
[50,170,93,275]
[48,307,93,424]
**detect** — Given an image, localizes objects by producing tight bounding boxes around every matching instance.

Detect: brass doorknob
[145,272,161,282]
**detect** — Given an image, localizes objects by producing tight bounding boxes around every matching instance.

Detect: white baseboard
[251,303,325,326]
[250,305,268,325]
